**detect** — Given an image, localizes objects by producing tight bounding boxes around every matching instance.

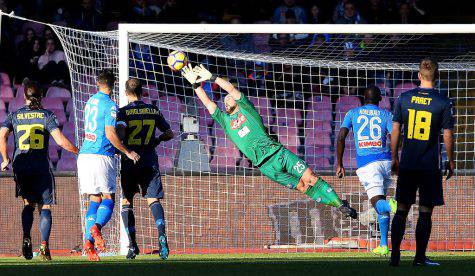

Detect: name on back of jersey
[17,112,45,120]
[125,107,158,116]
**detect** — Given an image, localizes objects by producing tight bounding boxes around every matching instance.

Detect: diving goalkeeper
[182,64,357,219]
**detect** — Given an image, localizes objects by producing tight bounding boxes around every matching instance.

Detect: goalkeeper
[182,64,357,219]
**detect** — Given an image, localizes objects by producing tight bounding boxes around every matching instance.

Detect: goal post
[116,23,475,255]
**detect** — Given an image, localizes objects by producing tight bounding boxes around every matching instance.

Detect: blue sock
[375,199,391,247]
[375,199,391,213]
[121,204,137,247]
[377,213,390,247]
[95,199,115,229]
[150,201,166,237]
[22,205,35,239]
[85,201,100,242]
[39,209,52,244]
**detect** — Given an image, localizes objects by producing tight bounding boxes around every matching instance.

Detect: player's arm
[0,127,11,171]
[51,129,79,154]
[194,64,242,100]
[336,128,349,178]
[442,100,455,179]
[390,122,401,175]
[181,63,217,114]
[0,113,14,170]
[336,110,353,178]
[46,112,78,154]
[105,105,140,162]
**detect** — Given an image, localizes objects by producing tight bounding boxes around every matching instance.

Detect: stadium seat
[0,72,10,86]
[305,130,332,147]
[0,110,7,122]
[275,126,300,154]
[143,85,159,100]
[8,98,25,112]
[56,156,77,171]
[199,106,214,127]
[62,121,75,136]
[305,109,332,123]
[210,141,241,171]
[46,87,71,103]
[65,99,73,115]
[380,96,391,111]
[275,108,303,127]
[49,146,60,163]
[309,95,332,111]
[393,82,417,99]
[157,156,174,172]
[42,97,64,111]
[305,120,332,135]
[15,85,24,99]
[342,155,358,169]
[249,96,273,125]
[1,85,14,103]
[335,96,361,114]
[304,146,332,169]
[0,100,6,111]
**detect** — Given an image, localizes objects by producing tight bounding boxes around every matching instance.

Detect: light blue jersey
[341,104,392,168]
[79,91,118,156]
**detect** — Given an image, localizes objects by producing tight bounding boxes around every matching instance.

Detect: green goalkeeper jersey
[211,94,282,166]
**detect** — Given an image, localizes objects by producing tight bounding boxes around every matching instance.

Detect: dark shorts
[396,169,444,207]
[14,170,55,205]
[121,165,164,200]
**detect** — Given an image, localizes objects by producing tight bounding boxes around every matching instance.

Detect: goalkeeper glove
[181,63,201,88]
[194,64,217,83]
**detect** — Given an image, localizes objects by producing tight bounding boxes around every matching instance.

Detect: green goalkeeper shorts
[259,147,309,189]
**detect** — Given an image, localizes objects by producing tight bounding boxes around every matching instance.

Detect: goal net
[57,24,475,254]
[3,12,474,255]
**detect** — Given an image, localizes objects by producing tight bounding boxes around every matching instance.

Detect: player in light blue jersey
[336,86,396,256]
[77,69,140,261]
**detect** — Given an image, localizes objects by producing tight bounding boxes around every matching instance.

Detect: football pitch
[0,252,473,276]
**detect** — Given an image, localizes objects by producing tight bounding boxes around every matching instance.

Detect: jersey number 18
[407,109,432,141]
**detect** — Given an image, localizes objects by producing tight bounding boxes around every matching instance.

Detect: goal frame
[117,23,475,255]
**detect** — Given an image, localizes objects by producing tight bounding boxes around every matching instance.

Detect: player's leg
[144,166,168,260]
[390,169,417,266]
[89,155,117,252]
[357,162,392,255]
[413,170,443,266]
[21,198,35,260]
[120,164,140,258]
[38,204,52,261]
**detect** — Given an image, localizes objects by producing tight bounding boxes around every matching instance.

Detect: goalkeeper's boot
[84,240,100,262]
[339,200,358,219]
[39,241,52,261]
[372,245,389,257]
[22,237,33,260]
[413,257,440,266]
[158,235,169,260]
[126,244,140,260]
[90,224,105,251]
[389,198,397,214]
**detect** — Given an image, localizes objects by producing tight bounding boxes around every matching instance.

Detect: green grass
[0,252,474,276]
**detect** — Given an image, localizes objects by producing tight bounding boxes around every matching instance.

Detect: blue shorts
[121,165,164,200]
[14,170,55,205]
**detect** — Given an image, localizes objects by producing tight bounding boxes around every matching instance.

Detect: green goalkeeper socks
[305,177,343,208]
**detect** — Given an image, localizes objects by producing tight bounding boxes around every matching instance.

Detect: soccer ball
[167,50,188,71]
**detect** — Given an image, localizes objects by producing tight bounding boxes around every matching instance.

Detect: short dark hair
[419,57,439,82]
[125,78,143,97]
[97,69,115,89]
[364,85,382,104]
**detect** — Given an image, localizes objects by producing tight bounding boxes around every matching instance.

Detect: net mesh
[29,21,475,254]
